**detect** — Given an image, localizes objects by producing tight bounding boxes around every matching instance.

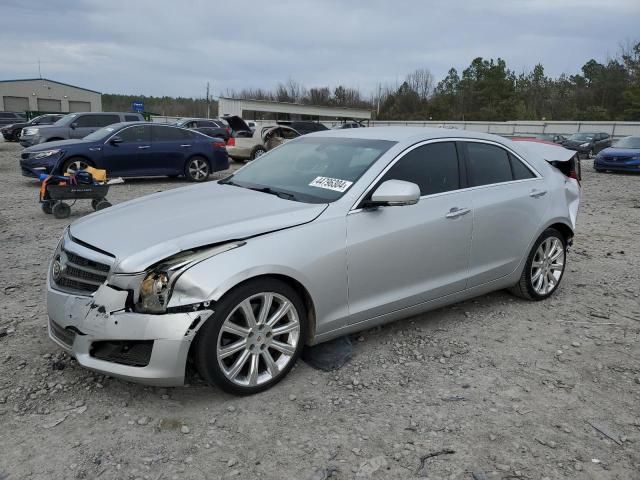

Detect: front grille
[49,318,76,348]
[90,341,154,367]
[52,249,111,294]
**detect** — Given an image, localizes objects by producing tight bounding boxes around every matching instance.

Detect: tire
[509,228,566,301]
[250,146,267,160]
[195,278,308,395]
[91,198,100,210]
[95,200,111,211]
[41,201,53,214]
[62,157,93,175]
[184,156,210,182]
[52,201,71,219]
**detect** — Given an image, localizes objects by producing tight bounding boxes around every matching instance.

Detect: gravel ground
[0,139,639,480]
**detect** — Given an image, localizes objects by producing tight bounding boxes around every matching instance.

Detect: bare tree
[406,68,434,100]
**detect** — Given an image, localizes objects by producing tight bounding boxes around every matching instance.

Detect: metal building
[218,97,371,122]
[0,78,102,113]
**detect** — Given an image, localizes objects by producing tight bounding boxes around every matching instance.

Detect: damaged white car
[46,128,580,395]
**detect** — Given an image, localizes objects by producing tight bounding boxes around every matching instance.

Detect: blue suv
[20,122,229,182]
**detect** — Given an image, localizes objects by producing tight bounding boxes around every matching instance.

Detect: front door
[101,125,152,176]
[346,141,473,324]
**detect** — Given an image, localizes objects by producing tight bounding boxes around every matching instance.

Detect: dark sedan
[594,136,640,173]
[20,122,229,182]
[1,114,64,142]
[563,132,611,158]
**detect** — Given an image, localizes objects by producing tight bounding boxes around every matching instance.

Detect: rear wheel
[195,279,307,395]
[62,157,93,175]
[184,156,210,182]
[509,228,566,301]
[250,146,267,160]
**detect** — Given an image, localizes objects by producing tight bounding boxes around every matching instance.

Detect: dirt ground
[0,138,638,480]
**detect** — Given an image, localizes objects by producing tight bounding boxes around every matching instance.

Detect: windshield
[83,126,117,141]
[221,137,395,203]
[568,133,594,141]
[613,136,640,149]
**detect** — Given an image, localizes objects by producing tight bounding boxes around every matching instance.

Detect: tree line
[103,40,640,121]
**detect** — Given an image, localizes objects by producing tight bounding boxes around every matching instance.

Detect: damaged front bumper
[47,282,212,386]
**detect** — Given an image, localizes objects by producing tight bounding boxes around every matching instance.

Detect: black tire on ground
[41,201,53,214]
[52,201,71,219]
[195,278,308,395]
[91,198,101,210]
[62,157,94,175]
[250,146,267,160]
[95,200,111,211]
[509,228,567,301]
[184,156,210,182]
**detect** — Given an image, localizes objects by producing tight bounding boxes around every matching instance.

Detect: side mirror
[366,180,420,207]
[110,136,123,145]
[70,122,78,129]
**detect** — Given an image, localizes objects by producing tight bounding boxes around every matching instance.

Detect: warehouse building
[218,97,371,123]
[0,78,102,113]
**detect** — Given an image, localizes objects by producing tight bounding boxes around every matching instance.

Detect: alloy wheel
[530,237,564,295]
[66,160,89,174]
[216,292,300,387]
[188,158,209,180]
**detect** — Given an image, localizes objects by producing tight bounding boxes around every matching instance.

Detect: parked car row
[1,113,65,141]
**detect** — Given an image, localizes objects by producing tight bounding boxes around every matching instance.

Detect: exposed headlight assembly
[579,142,590,148]
[33,149,61,160]
[24,127,39,136]
[135,242,244,314]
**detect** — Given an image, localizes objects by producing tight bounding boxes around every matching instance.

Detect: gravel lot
[0,138,639,480]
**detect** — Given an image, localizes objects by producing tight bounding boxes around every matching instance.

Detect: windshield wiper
[246,186,297,201]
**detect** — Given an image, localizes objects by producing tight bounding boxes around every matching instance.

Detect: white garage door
[37,98,62,112]
[3,96,29,112]
[69,101,91,112]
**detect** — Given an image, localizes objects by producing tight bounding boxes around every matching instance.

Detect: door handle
[138,145,150,149]
[529,189,547,198]
[180,144,192,147]
[445,207,471,219]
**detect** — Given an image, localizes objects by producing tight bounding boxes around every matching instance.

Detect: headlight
[579,142,590,148]
[24,127,39,135]
[135,241,245,314]
[33,149,61,160]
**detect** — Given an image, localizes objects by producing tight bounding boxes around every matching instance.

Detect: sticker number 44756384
[309,176,353,193]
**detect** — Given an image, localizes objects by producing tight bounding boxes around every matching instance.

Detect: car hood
[69,182,328,273]
[24,138,95,152]
[598,147,640,157]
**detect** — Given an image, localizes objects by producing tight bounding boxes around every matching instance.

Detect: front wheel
[510,228,566,301]
[195,279,307,395]
[184,157,210,182]
[62,157,93,175]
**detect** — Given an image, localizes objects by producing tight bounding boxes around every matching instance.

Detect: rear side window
[509,154,536,180]
[152,126,192,141]
[75,115,120,128]
[125,115,140,122]
[466,142,513,187]
[381,142,460,196]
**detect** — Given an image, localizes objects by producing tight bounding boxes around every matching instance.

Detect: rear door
[101,124,152,176]
[462,141,548,287]
[150,125,195,174]
[346,141,473,323]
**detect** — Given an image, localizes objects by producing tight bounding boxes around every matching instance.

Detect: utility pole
[38,59,42,79]
[376,83,381,117]
[206,82,210,119]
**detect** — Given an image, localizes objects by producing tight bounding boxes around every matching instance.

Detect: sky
[2,0,639,99]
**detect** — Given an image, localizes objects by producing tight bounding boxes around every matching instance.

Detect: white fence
[150,116,640,139]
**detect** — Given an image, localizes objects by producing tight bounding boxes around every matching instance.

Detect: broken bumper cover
[46,283,212,386]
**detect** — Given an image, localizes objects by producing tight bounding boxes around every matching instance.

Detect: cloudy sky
[2,0,639,98]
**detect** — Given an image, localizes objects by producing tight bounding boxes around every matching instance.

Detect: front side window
[380,142,460,196]
[466,142,513,187]
[118,125,151,143]
[223,137,395,203]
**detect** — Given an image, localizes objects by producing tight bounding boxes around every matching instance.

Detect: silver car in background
[46,128,580,395]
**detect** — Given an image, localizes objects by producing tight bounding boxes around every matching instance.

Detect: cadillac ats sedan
[46,128,580,395]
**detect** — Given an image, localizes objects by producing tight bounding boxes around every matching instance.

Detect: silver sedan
[46,128,581,395]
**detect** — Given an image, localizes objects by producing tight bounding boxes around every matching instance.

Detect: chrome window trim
[104,124,152,144]
[349,137,543,212]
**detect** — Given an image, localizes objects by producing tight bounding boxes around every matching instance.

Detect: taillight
[569,156,581,185]
[227,137,235,147]
[212,141,226,150]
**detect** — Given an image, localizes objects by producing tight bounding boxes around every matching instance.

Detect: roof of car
[308,126,520,143]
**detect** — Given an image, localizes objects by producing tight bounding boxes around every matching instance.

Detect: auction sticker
[309,176,353,192]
